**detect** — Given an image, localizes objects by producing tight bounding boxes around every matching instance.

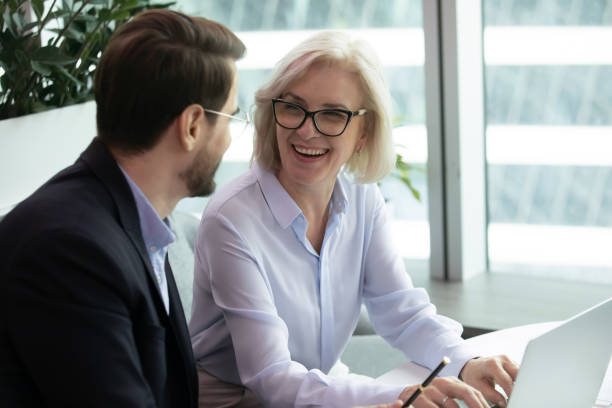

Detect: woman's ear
[177,104,205,152]
[355,133,367,153]
[355,116,370,153]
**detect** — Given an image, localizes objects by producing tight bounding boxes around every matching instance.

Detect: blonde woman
[189,32,517,408]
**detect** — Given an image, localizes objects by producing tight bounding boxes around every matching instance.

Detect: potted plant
[0,0,173,212]
[0,0,174,119]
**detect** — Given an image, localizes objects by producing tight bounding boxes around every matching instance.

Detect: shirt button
[156,274,161,284]
[150,245,158,253]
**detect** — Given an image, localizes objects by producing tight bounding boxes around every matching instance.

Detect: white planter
[0,101,97,213]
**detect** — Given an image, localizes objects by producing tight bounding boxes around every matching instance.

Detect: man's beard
[180,147,222,198]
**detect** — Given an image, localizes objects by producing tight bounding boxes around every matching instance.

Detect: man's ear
[177,104,206,152]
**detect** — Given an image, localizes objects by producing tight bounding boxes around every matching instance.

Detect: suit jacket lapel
[165,256,198,404]
[78,138,169,322]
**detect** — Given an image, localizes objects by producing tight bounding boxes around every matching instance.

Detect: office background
[173,0,612,330]
[1,0,611,332]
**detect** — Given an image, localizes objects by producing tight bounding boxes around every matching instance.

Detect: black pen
[401,356,451,408]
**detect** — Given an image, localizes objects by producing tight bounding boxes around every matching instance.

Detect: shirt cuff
[440,345,480,378]
[320,373,407,408]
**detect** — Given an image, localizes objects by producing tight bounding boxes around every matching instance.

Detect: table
[377,322,612,407]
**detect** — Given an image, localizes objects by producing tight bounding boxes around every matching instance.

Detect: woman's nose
[295,115,320,140]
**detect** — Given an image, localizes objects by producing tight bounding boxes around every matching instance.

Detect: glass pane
[175,0,430,269]
[484,0,612,283]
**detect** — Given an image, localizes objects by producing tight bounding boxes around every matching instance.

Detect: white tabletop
[377,322,612,407]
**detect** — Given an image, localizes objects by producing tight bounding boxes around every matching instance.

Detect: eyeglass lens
[274,101,350,136]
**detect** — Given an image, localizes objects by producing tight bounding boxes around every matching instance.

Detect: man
[0,9,245,407]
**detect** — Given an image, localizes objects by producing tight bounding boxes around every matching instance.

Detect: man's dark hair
[94,9,245,153]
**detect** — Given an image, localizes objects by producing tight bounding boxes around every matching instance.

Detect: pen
[401,356,451,408]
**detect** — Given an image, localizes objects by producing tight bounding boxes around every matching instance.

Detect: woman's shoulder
[202,169,261,220]
[338,172,385,208]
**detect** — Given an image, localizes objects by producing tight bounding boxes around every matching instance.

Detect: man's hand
[459,355,519,408]
[397,377,490,407]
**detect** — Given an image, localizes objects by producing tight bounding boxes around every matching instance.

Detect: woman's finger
[426,377,489,408]
[472,378,507,408]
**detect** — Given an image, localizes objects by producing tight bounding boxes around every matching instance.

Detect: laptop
[492,297,612,408]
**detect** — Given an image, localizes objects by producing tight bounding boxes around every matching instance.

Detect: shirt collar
[330,173,349,216]
[119,167,176,251]
[253,162,349,229]
[254,162,301,229]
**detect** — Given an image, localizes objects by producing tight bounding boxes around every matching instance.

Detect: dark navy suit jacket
[0,139,198,407]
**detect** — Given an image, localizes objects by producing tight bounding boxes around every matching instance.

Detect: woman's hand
[459,355,519,408]
[397,376,490,407]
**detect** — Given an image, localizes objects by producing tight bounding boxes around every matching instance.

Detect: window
[484,0,612,283]
[175,0,430,270]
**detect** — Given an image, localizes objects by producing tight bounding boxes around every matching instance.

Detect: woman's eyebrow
[282,92,306,104]
[283,92,349,110]
[321,102,349,110]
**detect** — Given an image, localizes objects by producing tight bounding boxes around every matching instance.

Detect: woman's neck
[276,171,336,253]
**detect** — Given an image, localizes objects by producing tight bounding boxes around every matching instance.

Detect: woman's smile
[291,143,330,161]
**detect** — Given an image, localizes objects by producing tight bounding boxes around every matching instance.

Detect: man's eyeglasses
[203,107,251,125]
[271,99,367,137]
[204,107,251,138]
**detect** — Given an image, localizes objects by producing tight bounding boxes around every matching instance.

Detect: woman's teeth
[293,145,328,157]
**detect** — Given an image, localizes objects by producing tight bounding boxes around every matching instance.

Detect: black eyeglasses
[271,98,367,137]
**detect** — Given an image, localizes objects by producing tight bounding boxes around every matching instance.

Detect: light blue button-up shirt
[189,163,478,407]
[120,168,175,314]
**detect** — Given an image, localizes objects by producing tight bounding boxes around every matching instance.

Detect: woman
[189,31,517,408]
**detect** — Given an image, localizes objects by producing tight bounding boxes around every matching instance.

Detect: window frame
[424,0,487,281]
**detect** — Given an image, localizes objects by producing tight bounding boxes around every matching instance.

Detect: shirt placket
[319,210,342,374]
[292,209,341,373]
[319,242,335,373]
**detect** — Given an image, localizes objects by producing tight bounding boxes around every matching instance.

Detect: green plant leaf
[116,0,140,10]
[11,11,25,32]
[97,8,111,21]
[74,13,98,22]
[62,25,86,42]
[31,0,44,19]
[0,0,173,119]
[47,10,72,20]
[109,9,130,21]
[146,2,177,9]
[31,46,75,65]
[22,21,39,31]
[31,100,50,113]
[56,65,83,86]
[30,60,52,75]
[2,7,12,31]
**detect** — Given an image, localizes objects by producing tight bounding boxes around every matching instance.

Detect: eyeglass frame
[203,107,251,125]
[271,98,367,137]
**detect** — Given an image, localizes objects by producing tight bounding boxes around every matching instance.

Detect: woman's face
[275,62,367,194]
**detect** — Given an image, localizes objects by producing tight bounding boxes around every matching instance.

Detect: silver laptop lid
[507,297,612,408]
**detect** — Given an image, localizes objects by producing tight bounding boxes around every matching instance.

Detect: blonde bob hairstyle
[252,31,395,184]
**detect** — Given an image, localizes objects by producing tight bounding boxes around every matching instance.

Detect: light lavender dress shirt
[189,163,478,407]
[120,167,175,313]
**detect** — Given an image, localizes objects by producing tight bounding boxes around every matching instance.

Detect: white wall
[0,101,97,213]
